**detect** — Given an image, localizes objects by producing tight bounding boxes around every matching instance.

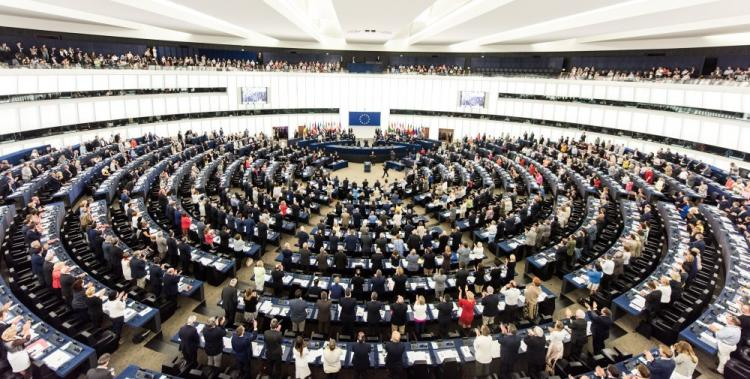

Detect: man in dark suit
[436,294,453,338]
[178,315,200,366]
[524,326,547,379]
[567,309,589,360]
[334,247,348,270]
[339,290,357,336]
[263,318,283,378]
[587,302,613,355]
[352,331,371,379]
[221,278,239,328]
[498,323,522,379]
[178,238,192,275]
[162,268,180,298]
[366,292,383,338]
[644,345,676,379]
[231,322,258,379]
[344,230,358,252]
[149,261,164,298]
[385,330,406,379]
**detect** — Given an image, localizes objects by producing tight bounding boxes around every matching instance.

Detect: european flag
[349,112,381,126]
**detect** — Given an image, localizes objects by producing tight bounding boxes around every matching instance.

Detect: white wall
[1,69,749,161]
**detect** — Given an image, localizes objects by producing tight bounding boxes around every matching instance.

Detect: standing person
[221,278,239,328]
[293,336,311,379]
[385,331,406,379]
[203,317,226,372]
[231,322,258,379]
[382,163,389,178]
[457,287,476,334]
[644,345,675,379]
[501,281,521,323]
[671,341,698,379]
[103,291,127,343]
[85,353,115,379]
[436,294,453,338]
[366,292,383,338]
[322,338,343,378]
[546,321,566,372]
[352,331,371,379]
[339,290,357,336]
[243,288,258,324]
[264,318,284,378]
[2,319,32,378]
[525,326,547,379]
[178,315,200,366]
[481,286,499,326]
[498,323,522,379]
[413,295,428,338]
[289,289,308,335]
[433,268,447,299]
[567,308,588,360]
[710,314,741,374]
[316,291,332,338]
[586,302,613,355]
[473,325,493,379]
[390,295,408,335]
[524,277,542,321]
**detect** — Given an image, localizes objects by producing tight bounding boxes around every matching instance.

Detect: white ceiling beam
[0,0,192,39]
[577,14,750,43]
[111,0,278,45]
[387,0,516,48]
[263,0,346,47]
[450,0,718,49]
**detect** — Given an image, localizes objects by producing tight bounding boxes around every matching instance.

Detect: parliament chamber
[1,2,750,379]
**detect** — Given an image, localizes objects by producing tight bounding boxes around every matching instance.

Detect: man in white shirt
[473,325,493,377]
[710,315,742,374]
[501,281,521,323]
[600,256,615,290]
[103,291,127,342]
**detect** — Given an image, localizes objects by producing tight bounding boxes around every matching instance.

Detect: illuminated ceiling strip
[578,15,750,43]
[450,0,718,48]
[111,0,278,45]
[399,0,516,47]
[0,0,191,38]
[263,0,345,46]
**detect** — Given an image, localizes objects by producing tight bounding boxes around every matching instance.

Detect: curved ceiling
[1,0,749,52]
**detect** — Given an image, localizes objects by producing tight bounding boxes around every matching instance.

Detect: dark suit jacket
[524,335,547,367]
[263,330,283,360]
[352,341,371,370]
[385,341,405,369]
[221,286,238,313]
[178,324,200,355]
[339,297,357,322]
[647,358,676,379]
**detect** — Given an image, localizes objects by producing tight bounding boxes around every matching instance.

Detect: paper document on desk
[252,342,263,357]
[437,349,459,363]
[630,295,646,311]
[43,349,73,370]
[138,307,153,317]
[407,351,429,364]
[223,337,232,350]
[700,331,718,347]
[536,258,548,266]
[460,345,473,360]
[491,341,501,358]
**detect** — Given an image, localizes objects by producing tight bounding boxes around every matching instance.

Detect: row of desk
[0,204,97,377]
[562,200,641,293]
[41,203,162,333]
[679,204,750,356]
[612,202,688,318]
[90,200,205,303]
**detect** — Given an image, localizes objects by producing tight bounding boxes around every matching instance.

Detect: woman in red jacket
[180,213,191,237]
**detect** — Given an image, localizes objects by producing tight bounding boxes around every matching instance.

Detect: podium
[364,161,371,173]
